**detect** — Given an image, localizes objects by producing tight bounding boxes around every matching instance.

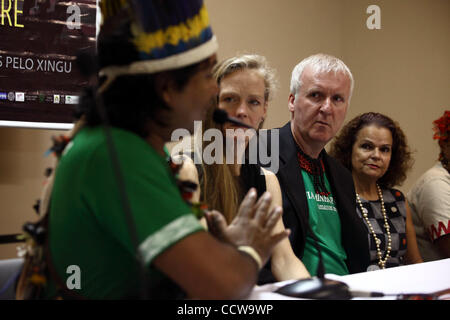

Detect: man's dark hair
[75,21,205,138]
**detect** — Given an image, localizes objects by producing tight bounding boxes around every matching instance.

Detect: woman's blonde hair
[200,104,241,223]
[213,54,278,102]
[201,54,278,222]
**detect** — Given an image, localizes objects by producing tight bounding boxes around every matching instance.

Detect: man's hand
[204,188,290,267]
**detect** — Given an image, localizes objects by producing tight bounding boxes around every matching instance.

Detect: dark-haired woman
[330,112,422,270]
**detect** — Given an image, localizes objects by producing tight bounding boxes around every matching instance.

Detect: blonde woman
[178,55,310,284]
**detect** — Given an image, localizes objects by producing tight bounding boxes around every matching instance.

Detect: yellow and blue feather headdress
[98,0,218,88]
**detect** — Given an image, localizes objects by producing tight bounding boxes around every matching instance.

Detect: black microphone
[349,290,385,298]
[350,291,441,299]
[276,277,352,300]
[212,109,253,129]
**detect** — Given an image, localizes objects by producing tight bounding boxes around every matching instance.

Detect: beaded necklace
[297,149,330,196]
[356,184,392,269]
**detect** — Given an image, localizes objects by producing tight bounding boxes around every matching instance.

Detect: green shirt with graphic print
[301,170,349,276]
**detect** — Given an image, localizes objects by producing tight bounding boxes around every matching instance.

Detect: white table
[249,258,450,300]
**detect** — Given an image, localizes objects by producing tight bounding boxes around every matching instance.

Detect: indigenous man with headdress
[408,110,450,261]
[38,0,288,299]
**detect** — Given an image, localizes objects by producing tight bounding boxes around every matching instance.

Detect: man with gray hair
[258,53,370,283]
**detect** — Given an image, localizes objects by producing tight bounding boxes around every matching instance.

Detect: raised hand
[205,188,290,267]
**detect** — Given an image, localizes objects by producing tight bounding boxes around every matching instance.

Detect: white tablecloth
[249,258,450,300]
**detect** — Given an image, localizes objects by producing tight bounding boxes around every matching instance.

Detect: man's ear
[288,93,295,112]
[156,73,175,106]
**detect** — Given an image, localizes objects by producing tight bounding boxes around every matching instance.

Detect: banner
[0,0,97,123]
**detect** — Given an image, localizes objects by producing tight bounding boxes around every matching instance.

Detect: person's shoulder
[425,163,449,181]
[261,166,275,176]
[78,126,167,175]
[59,126,103,163]
[270,122,290,135]
[324,152,351,176]
[73,126,148,153]
[264,121,289,131]
[259,122,289,137]
[261,167,282,203]
[258,122,292,162]
[261,167,278,184]
[387,188,405,201]
[411,163,450,191]
[111,127,152,151]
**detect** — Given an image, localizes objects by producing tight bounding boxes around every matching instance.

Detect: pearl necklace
[356,184,392,269]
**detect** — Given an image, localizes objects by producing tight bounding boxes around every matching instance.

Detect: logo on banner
[65,95,79,105]
[25,95,38,102]
[15,92,25,102]
[0,1,96,123]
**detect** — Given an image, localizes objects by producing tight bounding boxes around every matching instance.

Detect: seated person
[258,54,371,276]
[407,110,450,261]
[177,54,310,284]
[330,112,422,270]
[33,1,288,300]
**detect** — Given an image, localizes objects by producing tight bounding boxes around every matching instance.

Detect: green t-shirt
[301,170,349,276]
[45,126,204,299]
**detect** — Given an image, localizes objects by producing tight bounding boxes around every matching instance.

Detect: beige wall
[0,128,65,258]
[206,0,449,191]
[0,0,449,258]
[340,0,450,192]
[206,0,346,127]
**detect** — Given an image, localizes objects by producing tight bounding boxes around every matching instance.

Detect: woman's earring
[258,118,265,129]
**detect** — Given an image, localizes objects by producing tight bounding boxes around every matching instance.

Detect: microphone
[212,109,253,129]
[276,277,352,300]
[348,290,439,299]
[350,291,441,299]
[349,290,385,298]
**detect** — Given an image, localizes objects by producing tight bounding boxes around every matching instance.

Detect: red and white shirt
[408,162,450,261]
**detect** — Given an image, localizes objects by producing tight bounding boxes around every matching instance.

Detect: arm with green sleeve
[82,130,288,299]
